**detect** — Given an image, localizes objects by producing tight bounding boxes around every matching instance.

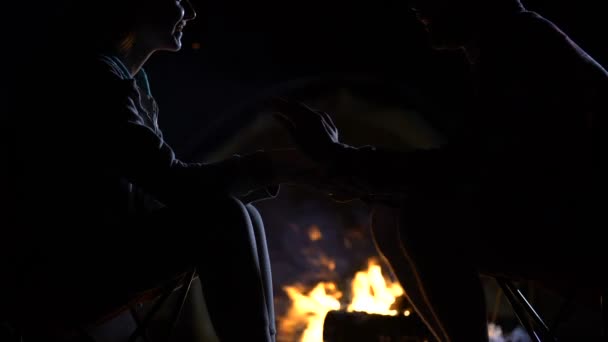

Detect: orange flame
[279,259,404,342]
[280,282,342,342]
[347,260,404,316]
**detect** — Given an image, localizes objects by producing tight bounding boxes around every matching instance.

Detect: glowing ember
[308,225,323,241]
[279,259,404,342]
[317,255,336,272]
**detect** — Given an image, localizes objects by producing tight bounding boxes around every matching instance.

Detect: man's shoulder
[511,11,603,67]
[505,11,573,56]
[493,11,608,83]
[481,11,562,64]
[512,11,555,30]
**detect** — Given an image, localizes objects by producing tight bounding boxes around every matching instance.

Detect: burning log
[323,310,434,342]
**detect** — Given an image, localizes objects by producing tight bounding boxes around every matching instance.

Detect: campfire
[278,257,433,342]
[279,259,403,342]
[275,224,511,342]
[277,221,427,342]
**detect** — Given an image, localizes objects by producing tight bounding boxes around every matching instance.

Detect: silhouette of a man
[275,0,607,340]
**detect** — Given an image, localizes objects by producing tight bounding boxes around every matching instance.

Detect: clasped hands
[263,97,367,202]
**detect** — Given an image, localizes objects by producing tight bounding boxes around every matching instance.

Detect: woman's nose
[184,0,197,21]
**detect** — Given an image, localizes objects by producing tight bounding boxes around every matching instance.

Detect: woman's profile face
[137,0,197,52]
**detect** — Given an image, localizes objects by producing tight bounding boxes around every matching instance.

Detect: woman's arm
[91,62,279,207]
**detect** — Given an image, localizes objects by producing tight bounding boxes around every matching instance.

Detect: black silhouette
[275,0,607,340]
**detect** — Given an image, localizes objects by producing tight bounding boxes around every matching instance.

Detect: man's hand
[266,98,377,202]
[270,97,343,163]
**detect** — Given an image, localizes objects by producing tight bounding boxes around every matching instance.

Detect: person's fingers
[272,112,298,135]
[317,111,338,131]
[272,112,294,126]
[274,105,309,127]
[278,98,319,119]
[321,120,336,137]
[269,96,320,115]
[272,111,294,124]
[269,97,340,149]
[269,97,333,130]
[284,108,327,133]
[268,97,300,117]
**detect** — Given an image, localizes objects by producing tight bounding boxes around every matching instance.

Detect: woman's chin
[157,35,183,52]
[159,42,182,52]
[170,42,182,52]
[172,32,184,49]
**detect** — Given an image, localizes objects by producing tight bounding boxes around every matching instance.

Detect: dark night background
[138,0,608,158]
[3,0,606,158]
[1,0,606,341]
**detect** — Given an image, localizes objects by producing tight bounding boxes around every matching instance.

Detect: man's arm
[271,98,483,199]
[328,141,482,198]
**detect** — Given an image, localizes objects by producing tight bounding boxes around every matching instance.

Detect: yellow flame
[280,259,404,342]
[281,282,341,342]
[347,260,404,316]
[308,225,323,241]
[279,255,502,341]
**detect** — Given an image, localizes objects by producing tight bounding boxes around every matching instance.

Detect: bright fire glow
[347,260,404,315]
[280,259,404,342]
[281,282,342,342]
[279,222,512,342]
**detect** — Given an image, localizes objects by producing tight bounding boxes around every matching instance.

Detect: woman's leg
[15,197,275,342]
[246,204,276,341]
[195,197,274,342]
